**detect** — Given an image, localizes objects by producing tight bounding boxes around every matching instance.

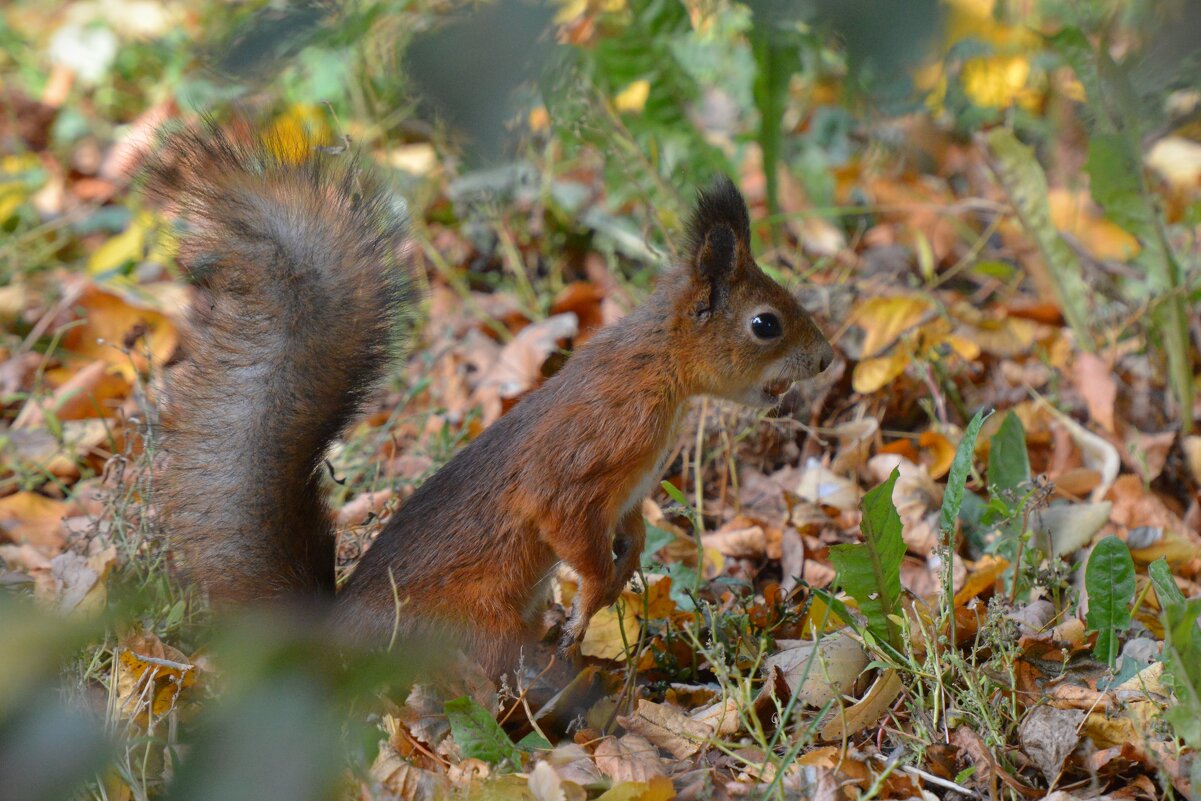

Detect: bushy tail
[145,121,414,602]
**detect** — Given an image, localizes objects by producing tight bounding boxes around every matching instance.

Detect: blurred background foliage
[2,0,1201,798]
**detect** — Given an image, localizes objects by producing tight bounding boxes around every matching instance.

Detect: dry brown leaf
[49,546,116,615]
[827,417,879,474]
[618,699,712,759]
[371,742,451,801]
[592,734,668,783]
[765,632,868,709]
[690,697,740,737]
[336,490,394,526]
[62,283,178,380]
[0,492,70,550]
[14,359,129,429]
[1019,705,1084,784]
[819,668,902,741]
[701,523,767,559]
[476,313,577,402]
[543,743,603,787]
[1072,352,1117,433]
[116,632,196,725]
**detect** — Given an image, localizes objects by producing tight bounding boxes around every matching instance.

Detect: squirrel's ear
[686,176,751,317]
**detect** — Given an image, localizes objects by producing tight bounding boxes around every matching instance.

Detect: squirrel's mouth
[762,379,793,399]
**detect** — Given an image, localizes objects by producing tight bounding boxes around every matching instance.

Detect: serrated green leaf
[939,409,991,536]
[986,128,1093,348]
[988,411,1030,500]
[1084,536,1135,667]
[829,467,904,649]
[444,696,520,765]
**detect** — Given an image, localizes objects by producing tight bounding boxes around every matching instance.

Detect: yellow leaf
[1048,189,1141,262]
[855,296,931,357]
[614,80,651,114]
[0,189,25,222]
[581,602,637,661]
[528,105,551,133]
[852,348,911,394]
[88,212,174,276]
[961,55,1038,110]
[0,492,69,550]
[116,635,196,726]
[265,104,331,163]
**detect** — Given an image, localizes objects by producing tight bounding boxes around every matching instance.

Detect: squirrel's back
[147,122,414,601]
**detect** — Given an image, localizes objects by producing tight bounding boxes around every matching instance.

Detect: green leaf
[1149,558,1187,614]
[987,411,1030,500]
[939,409,991,536]
[444,696,520,765]
[1162,598,1201,749]
[1084,536,1135,667]
[985,129,1093,349]
[829,468,904,649]
[516,730,552,753]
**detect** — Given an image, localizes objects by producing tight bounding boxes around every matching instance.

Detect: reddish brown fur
[152,123,833,674]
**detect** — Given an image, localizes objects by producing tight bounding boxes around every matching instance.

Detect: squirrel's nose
[818,342,835,373]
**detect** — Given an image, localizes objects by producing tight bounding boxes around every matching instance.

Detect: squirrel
[147,121,835,674]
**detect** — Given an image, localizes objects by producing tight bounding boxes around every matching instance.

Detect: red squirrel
[149,122,834,673]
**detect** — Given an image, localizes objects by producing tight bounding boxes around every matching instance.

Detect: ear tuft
[686,175,751,261]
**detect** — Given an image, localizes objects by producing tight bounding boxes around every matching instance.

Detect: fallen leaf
[62,283,178,380]
[0,492,70,550]
[1031,502,1112,558]
[854,296,931,358]
[592,734,668,783]
[1072,352,1117,433]
[618,700,712,759]
[1019,705,1084,783]
[581,602,636,661]
[764,632,869,709]
[116,632,196,726]
[819,669,902,741]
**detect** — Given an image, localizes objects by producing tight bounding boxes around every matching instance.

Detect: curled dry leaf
[618,699,712,759]
[592,734,668,783]
[819,668,903,741]
[1043,401,1120,501]
[477,312,578,401]
[764,631,869,709]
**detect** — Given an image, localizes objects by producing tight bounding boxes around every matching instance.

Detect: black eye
[751,313,782,340]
